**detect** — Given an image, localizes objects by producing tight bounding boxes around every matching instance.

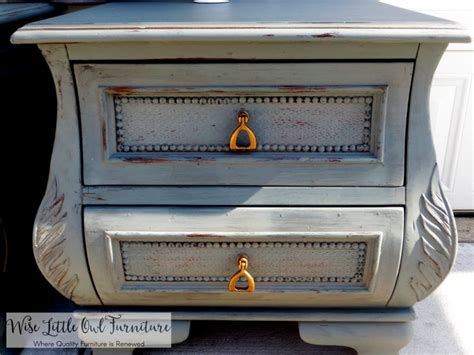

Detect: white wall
[383,0,474,211]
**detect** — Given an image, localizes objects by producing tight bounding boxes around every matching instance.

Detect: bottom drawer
[84,207,403,307]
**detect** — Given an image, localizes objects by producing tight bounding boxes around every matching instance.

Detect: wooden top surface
[0,3,54,26]
[11,0,471,43]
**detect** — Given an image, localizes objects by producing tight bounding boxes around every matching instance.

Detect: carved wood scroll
[35,177,79,298]
[410,165,457,301]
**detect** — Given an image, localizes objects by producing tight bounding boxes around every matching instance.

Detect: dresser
[11,1,470,353]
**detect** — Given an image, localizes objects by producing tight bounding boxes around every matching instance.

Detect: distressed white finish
[382,0,474,51]
[32,45,100,305]
[85,207,403,307]
[299,322,413,355]
[161,307,416,322]
[13,0,469,352]
[66,42,420,61]
[10,1,470,44]
[75,62,412,186]
[408,165,457,301]
[82,186,406,206]
[388,44,459,307]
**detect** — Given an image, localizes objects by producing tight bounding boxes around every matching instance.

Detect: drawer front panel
[75,63,413,186]
[85,207,403,307]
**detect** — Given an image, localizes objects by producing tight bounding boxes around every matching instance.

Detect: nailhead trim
[115,96,373,106]
[114,95,373,154]
[121,241,367,284]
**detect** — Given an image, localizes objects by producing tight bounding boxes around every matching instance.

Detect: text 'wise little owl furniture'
[12,0,470,353]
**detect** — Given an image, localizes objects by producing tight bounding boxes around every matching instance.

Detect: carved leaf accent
[410,165,457,301]
[35,177,79,298]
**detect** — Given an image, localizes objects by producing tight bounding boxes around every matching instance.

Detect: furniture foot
[298,321,413,355]
[91,320,190,354]
[171,320,191,344]
[92,349,133,355]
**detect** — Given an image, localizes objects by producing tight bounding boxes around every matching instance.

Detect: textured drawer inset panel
[114,94,375,154]
[121,240,367,285]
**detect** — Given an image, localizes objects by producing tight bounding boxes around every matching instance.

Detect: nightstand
[12,1,469,353]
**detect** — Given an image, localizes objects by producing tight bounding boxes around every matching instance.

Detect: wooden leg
[172,320,191,344]
[299,321,413,355]
[91,320,190,354]
[92,349,133,355]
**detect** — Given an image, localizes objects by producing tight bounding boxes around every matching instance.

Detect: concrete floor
[402,243,474,355]
[457,217,474,242]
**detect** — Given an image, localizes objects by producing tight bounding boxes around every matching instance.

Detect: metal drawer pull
[229,111,257,151]
[227,254,256,292]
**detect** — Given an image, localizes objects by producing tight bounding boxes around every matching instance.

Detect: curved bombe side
[388,43,458,307]
[32,44,101,305]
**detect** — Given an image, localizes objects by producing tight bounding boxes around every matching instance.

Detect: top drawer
[75,62,413,186]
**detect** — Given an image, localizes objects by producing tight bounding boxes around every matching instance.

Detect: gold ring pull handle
[229,111,257,151]
[227,255,256,292]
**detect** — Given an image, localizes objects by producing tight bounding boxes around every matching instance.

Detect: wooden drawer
[84,207,403,307]
[75,62,412,186]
